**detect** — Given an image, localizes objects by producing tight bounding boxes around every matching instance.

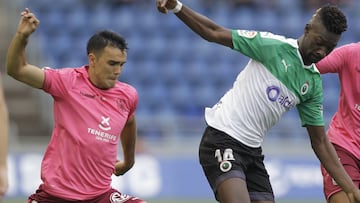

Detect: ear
[88,53,96,66]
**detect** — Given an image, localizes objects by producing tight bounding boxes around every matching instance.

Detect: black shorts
[198,126,274,201]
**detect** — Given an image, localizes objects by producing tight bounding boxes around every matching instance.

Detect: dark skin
[157,1,360,203]
[297,9,340,66]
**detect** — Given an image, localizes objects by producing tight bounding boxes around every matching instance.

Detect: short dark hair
[318,5,347,35]
[86,30,128,55]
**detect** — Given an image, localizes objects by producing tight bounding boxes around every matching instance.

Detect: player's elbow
[124,159,135,171]
[310,134,327,155]
[202,29,232,48]
[7,69,18,80]
[127,160,135,170]
[6,64,22,80]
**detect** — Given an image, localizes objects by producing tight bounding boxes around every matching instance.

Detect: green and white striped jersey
[205,30,324,147]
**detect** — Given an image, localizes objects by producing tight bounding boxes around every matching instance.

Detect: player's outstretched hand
[347,189,360,203]
[156,0,178,14]
[17,8,40,38]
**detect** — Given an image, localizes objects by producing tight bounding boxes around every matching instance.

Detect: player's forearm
[175,5,224,42]
[120,120,137,168]
[6,32,29,79]
[121,134,136,168]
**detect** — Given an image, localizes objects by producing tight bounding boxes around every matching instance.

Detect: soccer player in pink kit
[6,8,146,203]
[316,43,360,203]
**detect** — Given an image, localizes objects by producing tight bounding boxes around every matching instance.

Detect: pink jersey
[39,66,138,200]
[316,42,360,159]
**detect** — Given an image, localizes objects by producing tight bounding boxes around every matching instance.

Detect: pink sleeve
[316,46,347,74]
[43,68,74,97]
[128,86,138,119]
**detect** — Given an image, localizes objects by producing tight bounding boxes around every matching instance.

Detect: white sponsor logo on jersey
[237,30,257,38]
[87,115,116,142]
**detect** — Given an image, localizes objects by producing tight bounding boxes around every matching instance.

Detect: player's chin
[106,80,116,89]
[310,55,322,64]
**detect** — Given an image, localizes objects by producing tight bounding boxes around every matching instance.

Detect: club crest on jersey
[300,82,309,95]
[110,192,131,203]
[99,116,111,131]
[116,98,126,112]
[237,30,257,38]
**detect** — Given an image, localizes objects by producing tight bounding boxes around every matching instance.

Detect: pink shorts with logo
[26,188,146,203]
[321,144,360,202]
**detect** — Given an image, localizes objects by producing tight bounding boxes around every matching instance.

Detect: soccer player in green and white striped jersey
[156,1,360,203]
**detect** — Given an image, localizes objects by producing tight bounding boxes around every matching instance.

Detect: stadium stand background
[2,0,360,201]
[2,0,360,154]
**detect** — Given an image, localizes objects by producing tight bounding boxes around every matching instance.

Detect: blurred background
[1,0,359,202]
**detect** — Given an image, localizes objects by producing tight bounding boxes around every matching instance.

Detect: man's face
[300,12,341,65]
[89,46,127,89]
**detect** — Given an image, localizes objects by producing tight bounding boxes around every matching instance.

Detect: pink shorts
[321,144,360,202]
[26,188,146,203]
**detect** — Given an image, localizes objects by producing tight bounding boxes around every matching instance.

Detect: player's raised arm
[156,0,233,48]
[6,8,45,89]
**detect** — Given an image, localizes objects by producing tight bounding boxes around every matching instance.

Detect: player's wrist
[171,1,183,14]
[16,31,30,39]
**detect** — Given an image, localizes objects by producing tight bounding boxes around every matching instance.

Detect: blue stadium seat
[64,7,89,36]
[228,7,254,29]
[38,11,65,33]
[210,5,230,27]
[89,5,112,30]
[183,60,209,89]
[110,6,136,36]
[279,11,303,37]
[255,9,279,32]
[19,0,358,132]
[192,83,218,109]
[137,82,173,116]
